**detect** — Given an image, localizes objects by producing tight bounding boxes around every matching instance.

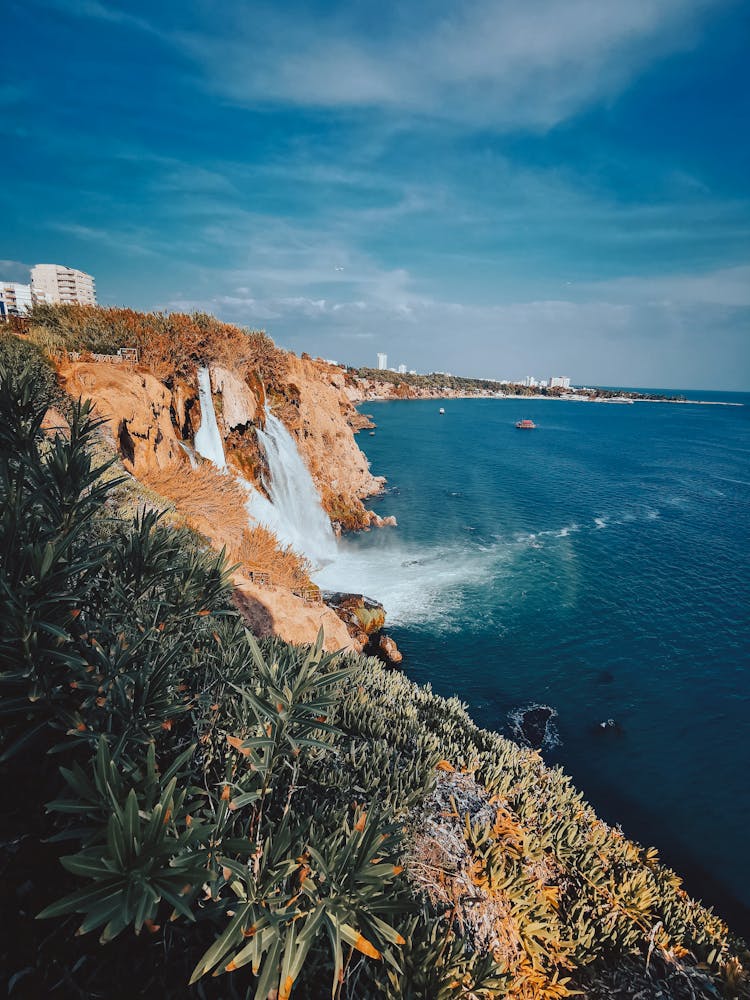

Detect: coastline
[356,390,743,406]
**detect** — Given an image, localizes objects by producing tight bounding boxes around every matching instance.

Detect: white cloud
[173,0,722,128]
[159,256,749,389]
[44,0,725,129]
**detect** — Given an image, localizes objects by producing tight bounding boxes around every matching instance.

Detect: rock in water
[377,634,403,665]
[508,704,560,751]
[321,592,386,638]
[321,592,403,664]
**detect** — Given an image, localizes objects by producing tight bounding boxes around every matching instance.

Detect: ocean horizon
[314,390,750,933]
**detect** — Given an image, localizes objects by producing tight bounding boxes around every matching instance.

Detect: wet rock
[367,511,397,529]
[508,704,559,751]
[593,718,624,737]
[321,592,386,639]
[377,634,403,665]
[211,365,257,431]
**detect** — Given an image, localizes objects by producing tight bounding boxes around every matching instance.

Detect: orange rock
[59,361,190,475]
[232,574,358,653]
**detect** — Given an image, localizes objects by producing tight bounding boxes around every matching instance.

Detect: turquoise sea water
[337,394,750,930]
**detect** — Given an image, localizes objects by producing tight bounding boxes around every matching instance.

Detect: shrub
[26,303,287,385]
[0,330,57,406]
[0,367,405,998]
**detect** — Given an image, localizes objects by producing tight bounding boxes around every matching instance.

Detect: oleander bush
[0,328,59,406]
[1,364,748,999]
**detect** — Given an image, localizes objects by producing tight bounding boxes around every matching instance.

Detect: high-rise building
[397,363,407,374]
[0,281,33,318]
[31,264,97,306]
[549,376,571,389]
[377,352,388,370]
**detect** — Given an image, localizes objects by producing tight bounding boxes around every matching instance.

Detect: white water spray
[189,381,559,627]
[194,366,226,470]
[252,408,337,569]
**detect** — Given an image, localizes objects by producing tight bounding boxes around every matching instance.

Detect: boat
[515,418,536,429]
[439,407,445,414]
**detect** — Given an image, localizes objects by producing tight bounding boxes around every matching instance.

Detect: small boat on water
[439,407,445,414]
[515,418,536,429]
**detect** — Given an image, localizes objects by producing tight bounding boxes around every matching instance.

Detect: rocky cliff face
[58,354,386,522]
[271,355,387,530]
[56,346,393,653]
[58,361,195,475]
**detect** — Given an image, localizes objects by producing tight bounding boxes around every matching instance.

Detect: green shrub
[0,331,57,407]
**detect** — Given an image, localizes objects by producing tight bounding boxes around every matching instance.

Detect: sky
[2,0,749,389]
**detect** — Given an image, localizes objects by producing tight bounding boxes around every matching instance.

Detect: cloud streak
[174,0,722,128]
[42,0,725,129]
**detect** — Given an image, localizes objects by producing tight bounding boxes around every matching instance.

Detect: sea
[315,390,750,933]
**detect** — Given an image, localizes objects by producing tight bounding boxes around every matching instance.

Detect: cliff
[42,310,392,652]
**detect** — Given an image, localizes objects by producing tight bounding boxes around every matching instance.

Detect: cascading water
[189,378,465,622]
[252,408,337,569]
[194,366,227,470]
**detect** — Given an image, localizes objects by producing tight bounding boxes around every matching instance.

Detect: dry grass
[139,461,310,589]
[26,303,288,384]
[140,462,250,552]
[232,526,311,590]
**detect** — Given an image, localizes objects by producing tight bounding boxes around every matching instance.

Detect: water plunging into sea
[247,408,337,569]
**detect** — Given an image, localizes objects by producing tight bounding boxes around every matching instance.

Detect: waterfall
[194,366,226,470]
[252,408,336,569]
[178,441,199,469]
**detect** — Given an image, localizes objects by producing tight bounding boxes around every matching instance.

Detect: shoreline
[357,392,743,406]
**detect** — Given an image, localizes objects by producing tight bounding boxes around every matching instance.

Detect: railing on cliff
[65,346,139,364]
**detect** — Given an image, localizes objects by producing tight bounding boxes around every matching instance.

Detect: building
[549,376,571,389]
[31,264,97,306]
[377,352,388,370]
[397,363,407,374]
[0,281,33,318]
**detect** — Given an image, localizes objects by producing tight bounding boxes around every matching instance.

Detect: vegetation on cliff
[23,303,289,386]
[1,346,748,998]
[15,304,384,533]
[349,368,685,402]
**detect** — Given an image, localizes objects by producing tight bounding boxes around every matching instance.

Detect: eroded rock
[377,634,403,665]
[321,592,386,638]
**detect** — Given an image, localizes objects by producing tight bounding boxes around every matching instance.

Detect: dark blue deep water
[333,395,750,929]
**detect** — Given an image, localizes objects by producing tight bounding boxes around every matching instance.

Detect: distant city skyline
[2,1,749,389]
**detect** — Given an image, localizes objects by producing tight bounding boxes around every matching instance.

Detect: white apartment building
[0,281,33,318]
[377,352,388,370]
[31,264,97,306]
[397,363,407,374]
[549,376,571,389]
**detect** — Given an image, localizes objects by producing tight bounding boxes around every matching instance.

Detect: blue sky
[2,0,749,388]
